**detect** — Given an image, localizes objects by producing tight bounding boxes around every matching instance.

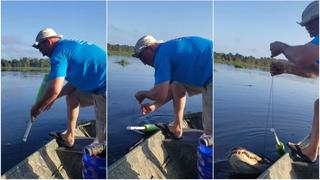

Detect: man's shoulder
[57,39,84,47]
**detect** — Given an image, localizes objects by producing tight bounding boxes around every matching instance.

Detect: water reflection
[1,71,95,173]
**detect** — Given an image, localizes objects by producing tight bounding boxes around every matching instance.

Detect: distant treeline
[1,57,50,72]
[2,46,285,72]
[214,52,280,70]
[107,43,134,57]
[107,43,283,70]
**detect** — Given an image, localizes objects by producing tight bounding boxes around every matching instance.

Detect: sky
[108,1,213,46]
[1,1,106,59]
[1,1,315,59]
[215,1,314,59]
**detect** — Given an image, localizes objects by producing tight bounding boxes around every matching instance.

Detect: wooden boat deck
[258,134,319,179]
[2,121,96,179]
[108,112,205,179]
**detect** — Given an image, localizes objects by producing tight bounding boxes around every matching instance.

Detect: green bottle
[35,74,50,103]
[23,74,50,142]
[271,128,286,156]
[126,124,159,132]
[143,124,159,132]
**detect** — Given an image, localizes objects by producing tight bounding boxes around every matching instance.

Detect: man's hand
[30,105,42,121]
[135,90,147,104]
[44,101,55,111]
[270,41,288,58]
[270,61,286,76]
[140,103,156,115]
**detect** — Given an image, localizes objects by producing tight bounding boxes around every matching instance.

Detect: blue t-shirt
[311,34,319,45]
[310,35,319,64]
[153,36,213,88]
[50,39,106,93]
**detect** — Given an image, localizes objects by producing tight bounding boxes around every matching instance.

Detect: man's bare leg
[170,82,187,137]
[289,99,319,162]
[62,94,80,145]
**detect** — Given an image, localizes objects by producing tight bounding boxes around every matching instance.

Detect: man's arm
[31,77,65,118]
[57,83,76,98]
[271,61,319,78]
[136,81,173,114]
[270,41,319,67]
[135,81,171,104]
[285,63,319,78]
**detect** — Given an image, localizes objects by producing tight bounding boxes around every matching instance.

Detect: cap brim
[297,16,319,27]
[32,42,39,49]
[297,21,306,26]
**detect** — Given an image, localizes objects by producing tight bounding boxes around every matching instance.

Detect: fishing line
[130,97,139,124]
[263,77,274,155]
[129,96,153,125]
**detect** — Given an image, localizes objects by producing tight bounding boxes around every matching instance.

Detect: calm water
[1,72,95,173]
[214,64,318,178]
[108,56,202,165]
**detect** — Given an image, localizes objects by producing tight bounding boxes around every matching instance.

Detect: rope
[263,77,274,155]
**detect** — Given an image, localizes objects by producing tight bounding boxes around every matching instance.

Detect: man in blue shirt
[133,35,213,139]
[269,1,319,163]
[31,28,106,147]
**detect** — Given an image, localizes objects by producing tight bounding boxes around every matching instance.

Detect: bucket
[82,143,106,179]
[197,134,213,179]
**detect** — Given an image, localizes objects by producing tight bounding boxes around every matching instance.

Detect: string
[263,77,274,156]
[130,97,139,125]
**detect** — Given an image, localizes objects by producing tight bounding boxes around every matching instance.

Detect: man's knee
[66,93,80,105]
[170,81,186,97]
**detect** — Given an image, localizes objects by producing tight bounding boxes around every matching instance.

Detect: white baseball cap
[132,35,162,57]
[33,28,63,48]
[298,1,319,26]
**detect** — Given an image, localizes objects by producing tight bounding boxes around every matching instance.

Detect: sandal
[155,123,182,140]
[49,131,74,148]
[287,142,315,163]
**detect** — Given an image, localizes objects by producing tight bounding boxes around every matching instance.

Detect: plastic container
[82,143,106,179]
[35,74,50,103]
[197,134,213,179]
[22,74,50,142]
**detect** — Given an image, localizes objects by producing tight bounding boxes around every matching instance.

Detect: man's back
[153,36,213,88]
[50,39,106,93]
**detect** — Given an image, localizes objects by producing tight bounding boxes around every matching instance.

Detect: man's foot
[287,142,317,163]
[155,123,182,140]
[49,132,74,148]
[61,132,75,146]
[169,125,183,138]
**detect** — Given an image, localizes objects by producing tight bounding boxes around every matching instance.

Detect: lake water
[1,72,95,173]
[108,56,202,165]
[214,64,318,178]
[2,60,317,176]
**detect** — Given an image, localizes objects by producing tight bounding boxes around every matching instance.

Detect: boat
[2,120,97,179]
[258,134,319,179]
[108,112,207,179]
